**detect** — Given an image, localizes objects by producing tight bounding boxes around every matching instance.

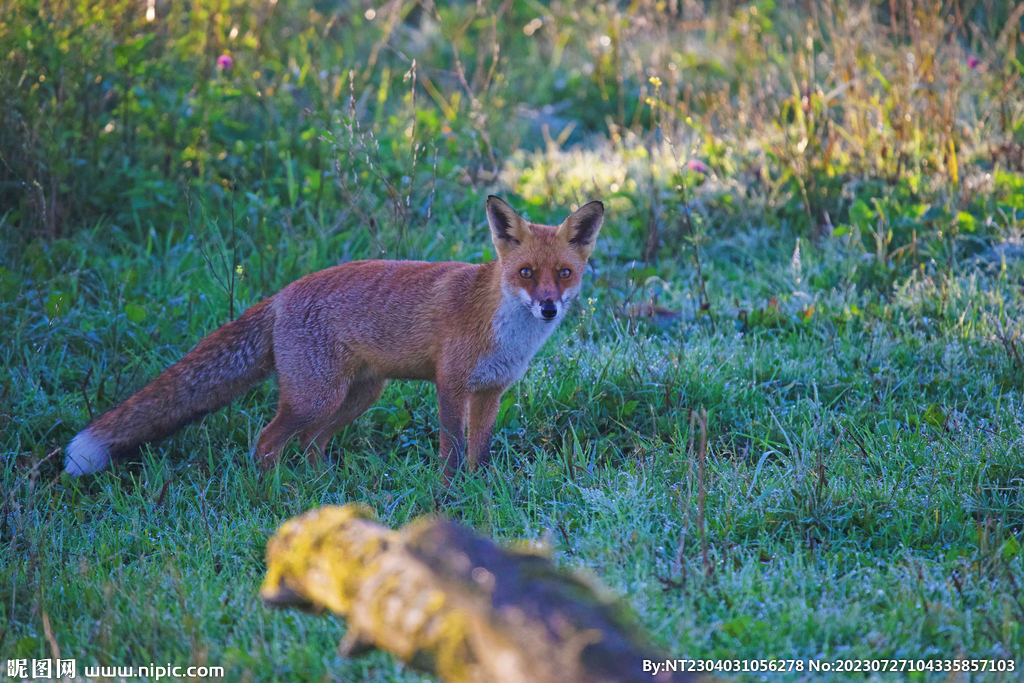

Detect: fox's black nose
[541,300,557,320]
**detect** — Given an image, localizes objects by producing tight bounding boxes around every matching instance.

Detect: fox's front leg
[468,388,502,470]
[435,382,468,482]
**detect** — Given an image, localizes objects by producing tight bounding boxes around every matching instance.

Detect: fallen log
[260,504,712,683]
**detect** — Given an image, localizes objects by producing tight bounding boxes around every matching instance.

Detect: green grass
[3,0,1024,680]
[3,211,1024,681]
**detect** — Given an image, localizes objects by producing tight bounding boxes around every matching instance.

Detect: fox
[65,196,604,480]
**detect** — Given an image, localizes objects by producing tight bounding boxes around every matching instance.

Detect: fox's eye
[519,267,533,279]
[559,268,572,279]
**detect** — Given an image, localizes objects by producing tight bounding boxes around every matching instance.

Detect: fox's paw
[65,428,111,476]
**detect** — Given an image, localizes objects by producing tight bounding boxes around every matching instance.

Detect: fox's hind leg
[298,371,385,464]
[256,332,354,469]
[256,374,351,470]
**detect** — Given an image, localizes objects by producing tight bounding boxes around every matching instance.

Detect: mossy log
[260,505,711,683]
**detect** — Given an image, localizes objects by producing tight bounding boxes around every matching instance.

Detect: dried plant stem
[695,408,711,578]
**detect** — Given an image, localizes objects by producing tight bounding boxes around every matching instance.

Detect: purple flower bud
[217,54,233,70]
[687,159,710,173]
[967,55,979,69]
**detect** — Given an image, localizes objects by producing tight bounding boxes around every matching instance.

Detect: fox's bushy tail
[65,298,277,475]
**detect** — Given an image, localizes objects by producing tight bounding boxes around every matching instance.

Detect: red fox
[65,196,604,480]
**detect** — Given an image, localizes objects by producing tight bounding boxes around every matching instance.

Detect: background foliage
[3,0,1024,680]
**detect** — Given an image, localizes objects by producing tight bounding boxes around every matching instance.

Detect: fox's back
[271,259,500,380]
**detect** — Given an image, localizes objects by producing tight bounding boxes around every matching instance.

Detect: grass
[3,0,1024,680]
[4,216,1024,681]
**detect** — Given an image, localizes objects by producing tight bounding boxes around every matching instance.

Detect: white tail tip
[65,429,111,476]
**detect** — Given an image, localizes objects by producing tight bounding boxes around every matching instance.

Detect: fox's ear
[486,196,528,255]
[557,201,604,260]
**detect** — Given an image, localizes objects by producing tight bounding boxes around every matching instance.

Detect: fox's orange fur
[65,197,604,480]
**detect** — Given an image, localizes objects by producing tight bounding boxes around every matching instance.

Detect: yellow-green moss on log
[261,505,709,683]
